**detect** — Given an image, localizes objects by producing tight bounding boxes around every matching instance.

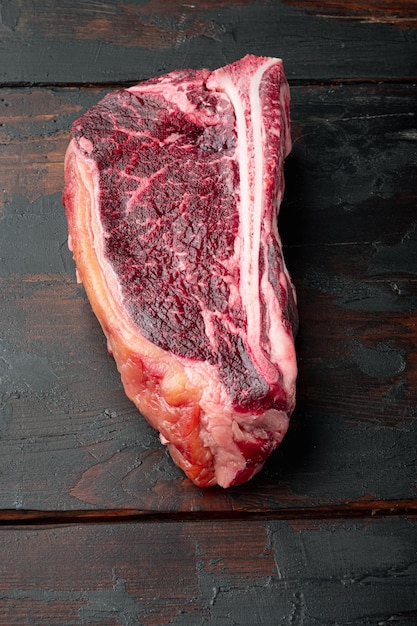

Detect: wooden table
[1,1,416,623]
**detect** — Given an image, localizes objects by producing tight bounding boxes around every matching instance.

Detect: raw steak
[62,54,297,488]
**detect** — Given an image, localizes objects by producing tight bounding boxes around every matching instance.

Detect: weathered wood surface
[1,0,417,623]
[1,518,416,625]
[0,83,416,511]
[0,0,416,85]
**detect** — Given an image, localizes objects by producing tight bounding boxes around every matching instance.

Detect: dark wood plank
[0,83,416,511]
[284,0,417,29]
[2,4,416,625]
[0,0,416,85]
[0,518,416,624]
[1,499,417,524]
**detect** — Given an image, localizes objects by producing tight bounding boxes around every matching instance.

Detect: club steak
[63,54,297,488]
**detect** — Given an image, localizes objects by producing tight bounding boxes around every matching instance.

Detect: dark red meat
[62,54,297,487]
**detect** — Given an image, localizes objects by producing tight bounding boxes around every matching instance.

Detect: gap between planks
[0,75,417,91]
[0,499,416,526]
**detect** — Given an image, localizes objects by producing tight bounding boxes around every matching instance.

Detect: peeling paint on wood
[0,1,416,83]
[0,519,416,625]
[282,0,417,29]
[0,1,416,622]
[0,80,416,511]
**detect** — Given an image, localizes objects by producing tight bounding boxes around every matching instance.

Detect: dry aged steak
[63,54,297,488]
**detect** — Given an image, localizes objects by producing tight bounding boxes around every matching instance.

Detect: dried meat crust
[63,55,297,488]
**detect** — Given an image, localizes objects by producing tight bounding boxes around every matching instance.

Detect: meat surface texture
[62,54,297,488]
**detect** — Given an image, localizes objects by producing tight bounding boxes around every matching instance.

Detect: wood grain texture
[0,518,416,625]
[1,499,417,524]
[0,0,416,85]
[283,0,417,29]
[0,83,415,511]
[1,1,416,621]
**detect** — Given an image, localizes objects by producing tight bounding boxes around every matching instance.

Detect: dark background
[0,1,416,624]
